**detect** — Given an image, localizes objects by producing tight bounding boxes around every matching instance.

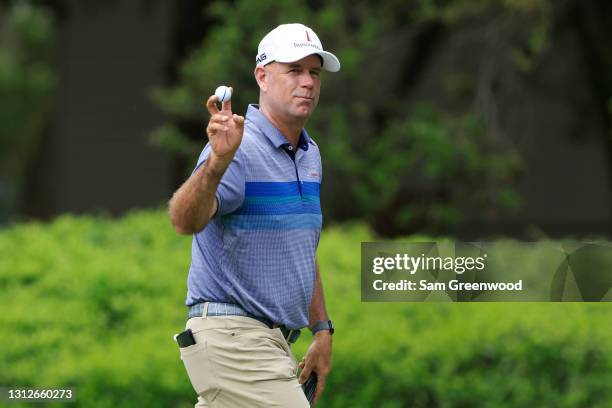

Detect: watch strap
[310,320,334,335]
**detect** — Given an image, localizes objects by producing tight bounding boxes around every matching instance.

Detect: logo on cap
[292,42,321,50]
[256,53,267,64]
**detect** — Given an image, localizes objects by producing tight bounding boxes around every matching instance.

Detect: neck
[258,101,304,147]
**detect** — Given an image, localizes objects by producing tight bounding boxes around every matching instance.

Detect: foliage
[147,0,563,235]
[1,210,611,407]
[0,1,56,222]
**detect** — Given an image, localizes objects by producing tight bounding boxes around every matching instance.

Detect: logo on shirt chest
[303,168,319,180]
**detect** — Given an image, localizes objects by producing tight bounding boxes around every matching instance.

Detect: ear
[254,66,267,92]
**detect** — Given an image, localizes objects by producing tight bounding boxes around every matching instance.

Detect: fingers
[298,364,312,384]
[206,95,220,115]
[221,87,233,112]
[206,122,228,136]
[207,114,228,134]
[232,114,244,131]
[211,113,229,124]
[313,374,326,404]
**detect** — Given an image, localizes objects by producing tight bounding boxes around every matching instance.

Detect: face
[256,54,322,123]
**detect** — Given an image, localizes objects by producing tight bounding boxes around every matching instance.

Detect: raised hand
[205,87,245,165]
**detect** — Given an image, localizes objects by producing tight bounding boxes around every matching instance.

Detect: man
[169,23,340,407]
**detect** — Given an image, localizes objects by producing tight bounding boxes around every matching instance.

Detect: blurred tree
[0,1,56,224]
[153,0,592,236]
[567,1,612,195]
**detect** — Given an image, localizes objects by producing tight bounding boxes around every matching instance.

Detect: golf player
[169,23,340,407]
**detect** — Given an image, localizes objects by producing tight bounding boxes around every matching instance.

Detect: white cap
[256,23,341,72]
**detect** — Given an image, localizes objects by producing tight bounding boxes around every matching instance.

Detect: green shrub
[0,210,610,407]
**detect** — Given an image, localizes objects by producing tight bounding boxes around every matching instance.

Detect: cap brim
[317,51,341,72]
[275,49,341,72]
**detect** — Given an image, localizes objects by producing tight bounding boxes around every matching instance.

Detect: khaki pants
[179,312,309,408]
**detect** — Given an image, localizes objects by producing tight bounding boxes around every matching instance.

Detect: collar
[246,104,310,151]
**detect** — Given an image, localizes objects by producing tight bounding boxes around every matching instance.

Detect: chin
[294,110,312,120]
[294,103,315,117]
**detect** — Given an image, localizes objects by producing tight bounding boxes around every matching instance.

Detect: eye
[311,70,321,77]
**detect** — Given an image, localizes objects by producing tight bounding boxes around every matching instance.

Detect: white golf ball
[215,85,232,103]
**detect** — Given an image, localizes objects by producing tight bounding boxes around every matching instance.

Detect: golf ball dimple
[215,85,232,103]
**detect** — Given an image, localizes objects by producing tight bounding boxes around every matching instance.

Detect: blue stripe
[244,196,301,204]
[222,214,322,230]
[245,181,320,197]
[236,201,321,215]
[301,182,320,196]
[231,181,322,221]
[243,195,319,204]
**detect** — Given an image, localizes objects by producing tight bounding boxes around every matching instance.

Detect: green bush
[0,210,611,407]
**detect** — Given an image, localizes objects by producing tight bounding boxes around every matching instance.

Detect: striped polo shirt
[185,104,323,329]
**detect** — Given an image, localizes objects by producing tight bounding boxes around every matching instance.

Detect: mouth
[294,96,314,101]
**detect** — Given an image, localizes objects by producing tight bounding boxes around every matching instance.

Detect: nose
[300,71,314,89]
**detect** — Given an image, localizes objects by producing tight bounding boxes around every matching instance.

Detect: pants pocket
[230,331,296,380]
[179,340,212,396]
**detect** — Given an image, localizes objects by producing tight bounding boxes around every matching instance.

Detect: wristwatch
[310,320,334,335]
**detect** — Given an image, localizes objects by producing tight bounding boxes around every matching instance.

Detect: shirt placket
[283,145,303,197]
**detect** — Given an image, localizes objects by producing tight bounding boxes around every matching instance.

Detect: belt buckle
[282,327,301,344]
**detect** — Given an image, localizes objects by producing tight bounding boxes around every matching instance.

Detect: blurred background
[1,0,611,238]
[1,0,612,407]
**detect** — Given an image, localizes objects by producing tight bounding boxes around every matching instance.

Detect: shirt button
[287,146,293,151]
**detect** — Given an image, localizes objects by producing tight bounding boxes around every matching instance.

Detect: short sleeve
[192,144,245,217]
